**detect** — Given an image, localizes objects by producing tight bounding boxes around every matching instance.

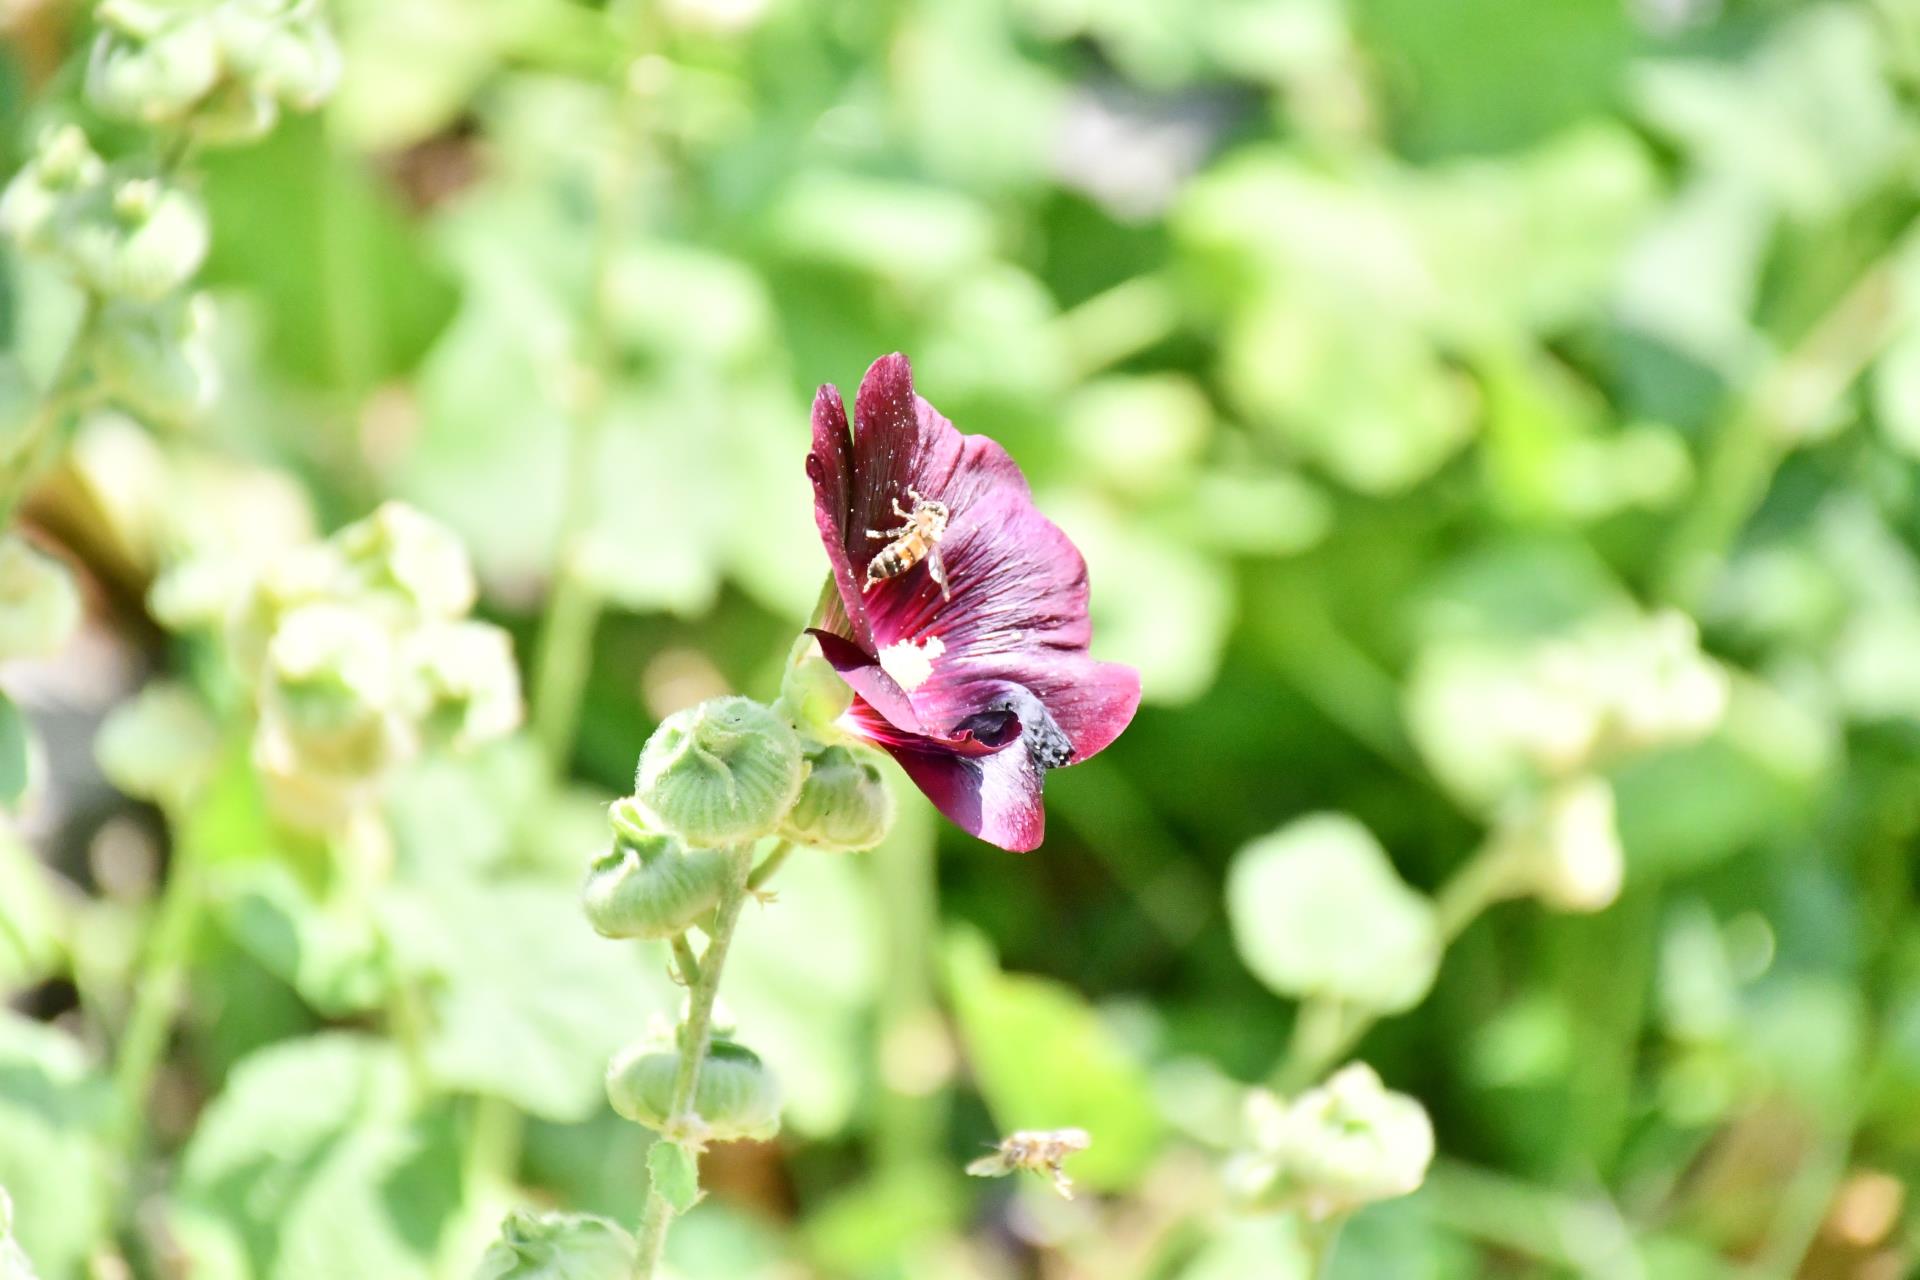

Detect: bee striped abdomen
[864,492,949,595]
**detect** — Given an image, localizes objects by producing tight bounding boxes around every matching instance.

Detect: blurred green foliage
[2,0,1920,1276]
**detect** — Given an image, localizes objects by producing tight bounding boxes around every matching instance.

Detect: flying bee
[964,1127,1092,1200]
[865,487,950,598]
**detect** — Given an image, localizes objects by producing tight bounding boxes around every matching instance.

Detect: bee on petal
[864,488,950,598]
[965,1127,1092,1199]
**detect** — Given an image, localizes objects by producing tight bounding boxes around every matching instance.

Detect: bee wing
[965,1152,1016,1178]
[1051,1127,1092,1152]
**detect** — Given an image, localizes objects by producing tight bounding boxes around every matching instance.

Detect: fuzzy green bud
[779,742,892,852]
[0,536,82,662]
[0,127,105,254]
[86,18,222,124]
[59,177,209,302]
[1511,776,1624,914]
[632,697,805,848]
[94,293,218,426]
[1227,1063,1434,1220]
[217,0,341,109]
[402,620,522,751]
[606,1037,782,1142]
[774,635,852,738]
[475,1210,634,1280]
[259,601,402,776]
[582,800,735,940]
[224,543,352,678]
[87,0,340,142]
[334,501,477,621]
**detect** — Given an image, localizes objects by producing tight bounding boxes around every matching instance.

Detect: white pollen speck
[878,634,946,691]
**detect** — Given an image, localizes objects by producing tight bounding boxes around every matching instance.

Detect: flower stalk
[632,842,756,1279]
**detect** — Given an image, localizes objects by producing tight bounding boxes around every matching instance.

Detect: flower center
[877,634,946,692]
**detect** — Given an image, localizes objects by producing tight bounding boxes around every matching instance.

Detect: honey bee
[964,1127,1092,1199]
[865,487,950,598]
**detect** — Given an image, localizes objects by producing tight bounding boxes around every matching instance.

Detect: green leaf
[944,929,1164,1191]
[0,695,29,811]
[173,1033,463,1280]
[769,174,997,285]
[198,117,456,393]
[216,861,388,1017]
[472,1210,634,1280]
[0,1015,113,1280]
[382,880,676,1121]
[646,1142,701,1215]
[1226,814,1441,1014]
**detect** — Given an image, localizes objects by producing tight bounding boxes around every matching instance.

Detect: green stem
[1273,997,1354,1094]
[869,809,945,1175]
[1299,1214,1346,1279]
[1053,273,1180,379]
[1433,838,1518,944]
[530,559,604,771]
[632,844,754,1279]
[108,818,206,1162]
[744,840,791,894]
[1658,230,1914,607]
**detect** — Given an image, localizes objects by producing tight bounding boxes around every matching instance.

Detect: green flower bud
[606,1037,782,1142]
[475,1209,634,1280]
[774,635,851,738]
[60,178,209,302]
[402,620,522,751]
[93,293,218,426]
[0,535,82,661]
[1227,1063,1434,1220]
[218,1,341,109]
[86,20,222,124]
[333,502,477,621]
[259,601,403,776]
[0,127,105,254]
[95,680,221,811]
[225,542,353,677]
[779,742,892,852]
[632,697,805,848]
[581,808,735,941]
[1511,776,1624,914]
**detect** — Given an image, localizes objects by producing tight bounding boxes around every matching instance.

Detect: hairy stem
[633,844,754,1279]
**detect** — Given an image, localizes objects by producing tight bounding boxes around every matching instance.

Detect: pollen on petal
[878,634,946,692]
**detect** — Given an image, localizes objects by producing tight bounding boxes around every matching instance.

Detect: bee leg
[929,545,950,599]
[867,523,909,539]
[892,495,913,520]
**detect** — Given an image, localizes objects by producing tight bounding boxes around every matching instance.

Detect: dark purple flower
[805,353,1140,852]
